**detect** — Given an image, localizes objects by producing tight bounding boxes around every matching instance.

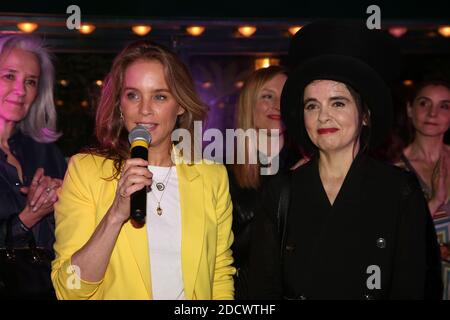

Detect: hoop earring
[120,110,124,120]
[362,108,370,126]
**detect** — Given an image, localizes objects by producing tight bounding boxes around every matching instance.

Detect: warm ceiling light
[81,100,89,108]
[79,24,96,34]
[56,100,64,107]
[59,80,69,87]
[235,81,244,89]
[201,81,212,89]
[388,27,408,38]
[288,26,302,36]
[17,22,38,33]
[238,26,257,37]
[255,57,280,70]
[186,26,205,36]
[132,25,152,36]
[403,79,414,86]
[438,26,450,37]
[95,80,103,86]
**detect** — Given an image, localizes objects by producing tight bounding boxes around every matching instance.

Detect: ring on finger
[45,187,52,194]
[120,190,127,198]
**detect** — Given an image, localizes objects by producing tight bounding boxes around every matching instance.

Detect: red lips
[317,128,339,134]
[267,115,281,120]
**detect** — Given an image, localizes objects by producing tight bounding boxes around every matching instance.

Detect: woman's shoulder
[289,156,316,180]
[18,135,67,176]
[18,133,61,157]
[189,160,228,179]
[365,156,421,195]
[69,152,109,164]
[68,153,115,177]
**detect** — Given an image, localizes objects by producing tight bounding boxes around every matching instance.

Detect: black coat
[249,153,442,299]
[228,144,300,299]
[0,131,67,251]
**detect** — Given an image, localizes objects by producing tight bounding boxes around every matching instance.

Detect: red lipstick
[267,115,281,120]
[317,128,339,134]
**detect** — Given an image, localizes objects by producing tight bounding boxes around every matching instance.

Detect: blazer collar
[176,162,204,299]
[123,148,204,300]
[311,152,368,209]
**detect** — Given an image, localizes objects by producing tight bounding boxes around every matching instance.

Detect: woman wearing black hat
[248,21,442,300]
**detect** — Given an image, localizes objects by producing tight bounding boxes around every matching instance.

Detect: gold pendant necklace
[150,166,172,216]
[156,204,163,216]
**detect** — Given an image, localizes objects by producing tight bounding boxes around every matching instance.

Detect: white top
[146,165,185,300]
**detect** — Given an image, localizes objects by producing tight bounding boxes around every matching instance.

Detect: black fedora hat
[281,20,401,150]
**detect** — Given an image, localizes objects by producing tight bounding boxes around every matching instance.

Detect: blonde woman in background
[227,66,301,299]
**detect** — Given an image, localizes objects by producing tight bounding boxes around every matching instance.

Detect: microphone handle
[130,145,148,223]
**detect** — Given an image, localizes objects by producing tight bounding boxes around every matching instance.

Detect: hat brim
[281,54,393,150]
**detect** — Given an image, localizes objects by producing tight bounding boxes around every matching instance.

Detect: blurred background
[1,0,449,157]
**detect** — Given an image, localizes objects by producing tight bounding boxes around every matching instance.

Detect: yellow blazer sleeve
[212,165,236,299]
[51,154,104,299]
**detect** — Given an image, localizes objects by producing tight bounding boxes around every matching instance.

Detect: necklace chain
[149,166,173,216]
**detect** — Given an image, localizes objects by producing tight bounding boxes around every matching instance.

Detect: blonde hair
[232,65,287,188]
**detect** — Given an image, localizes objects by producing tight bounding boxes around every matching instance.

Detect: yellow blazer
[51,153,235,300]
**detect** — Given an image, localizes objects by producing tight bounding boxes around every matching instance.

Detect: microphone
[128,125,152,224]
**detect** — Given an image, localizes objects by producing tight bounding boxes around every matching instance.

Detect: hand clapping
[19,167,63,228]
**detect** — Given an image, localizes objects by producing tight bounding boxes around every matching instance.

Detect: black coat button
[285,244,295,252]
[363,294,374,300]
[376,238,386,248]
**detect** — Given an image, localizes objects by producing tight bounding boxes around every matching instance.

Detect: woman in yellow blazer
[51,40,235,299]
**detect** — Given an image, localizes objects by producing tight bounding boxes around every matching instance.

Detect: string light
[132,25,152,36]
[79,24,96,34]
[438,26,450,37]
[238,26,257,37]
[17,22,38,33]
[201,82,212,89]
[235,81,244,89]
[288,26,302,36]
[403,79,414,86]
[255,58,280,70]
[388,27,408,38]
[186,26,205,36]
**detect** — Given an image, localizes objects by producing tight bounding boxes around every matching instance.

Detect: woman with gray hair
[0,34,67,298]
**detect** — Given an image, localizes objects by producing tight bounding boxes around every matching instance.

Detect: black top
[0,130,67,251]
[228,144,300,299]
[249,153,443,299]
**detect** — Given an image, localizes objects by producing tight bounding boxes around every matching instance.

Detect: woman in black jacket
[228,66,301,299]
[248,21,442,300]
[0,35,67,299]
